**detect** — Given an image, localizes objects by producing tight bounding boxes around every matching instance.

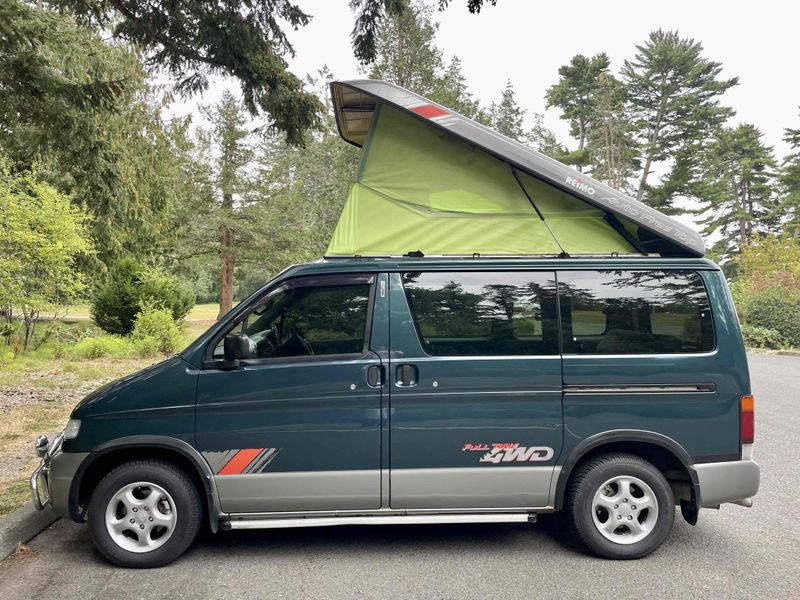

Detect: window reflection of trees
[402,272,559,355]
[558,270,713,354]
[560,270,710,314]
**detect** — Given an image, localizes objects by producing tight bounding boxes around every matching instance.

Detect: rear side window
[559,270,714,355]
[402,271,559,356]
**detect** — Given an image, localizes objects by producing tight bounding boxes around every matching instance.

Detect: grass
[188,303,222,321]
[0,301,225,517]
[0,355,155,518]
[53,302,223,322]
[0,479,33,517]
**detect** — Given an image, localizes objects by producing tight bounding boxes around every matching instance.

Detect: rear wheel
[88,460,202,568]
[566,453,674,559]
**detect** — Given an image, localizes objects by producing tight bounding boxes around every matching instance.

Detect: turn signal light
[741,394,755,445]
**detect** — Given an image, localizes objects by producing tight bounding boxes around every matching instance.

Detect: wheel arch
[554,430,700,513]
[69,436,223,533]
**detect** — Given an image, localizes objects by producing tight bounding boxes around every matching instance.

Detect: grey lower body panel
[47,450,89,519]
[217,466,558,513]
[695,459,760,507]
[215,470,381,513]
[390,466,557,509]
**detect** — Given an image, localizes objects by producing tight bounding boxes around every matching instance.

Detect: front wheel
[565,453,674,559]
[87,460,202,568]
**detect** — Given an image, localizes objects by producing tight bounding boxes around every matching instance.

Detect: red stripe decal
[410,104,448,119]
[219,448,263,475]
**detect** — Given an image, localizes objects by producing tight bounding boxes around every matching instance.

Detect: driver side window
[213,282,371,360]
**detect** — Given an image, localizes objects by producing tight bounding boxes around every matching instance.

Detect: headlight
[63,419,81,440]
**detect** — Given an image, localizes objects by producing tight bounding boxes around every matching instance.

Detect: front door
[388,270,563,509]
[195,274,383,514]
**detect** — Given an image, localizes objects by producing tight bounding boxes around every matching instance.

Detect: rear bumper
[695,459,760,507]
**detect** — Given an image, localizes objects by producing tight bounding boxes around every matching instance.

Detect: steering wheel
[286,319,314,355]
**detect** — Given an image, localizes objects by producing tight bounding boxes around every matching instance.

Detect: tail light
[741,394,755,445]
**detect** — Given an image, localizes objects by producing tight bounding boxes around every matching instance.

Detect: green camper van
[30,81,759,568]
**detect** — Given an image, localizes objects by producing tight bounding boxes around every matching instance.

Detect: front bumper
[695,459,760,507]
[30,436,88,518]
[30,433,62,510]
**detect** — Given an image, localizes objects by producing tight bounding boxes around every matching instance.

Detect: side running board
[222,513,535,530]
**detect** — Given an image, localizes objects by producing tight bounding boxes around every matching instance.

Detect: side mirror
[223,332,255,365]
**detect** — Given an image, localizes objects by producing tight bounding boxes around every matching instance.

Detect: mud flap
[680,483,700,525]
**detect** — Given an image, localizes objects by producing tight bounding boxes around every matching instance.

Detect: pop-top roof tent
[326,79,705,258]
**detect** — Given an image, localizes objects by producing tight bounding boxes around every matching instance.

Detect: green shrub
[740,324,785,350]
[133,335,162,358]
[131,304,181,355]
[68,336,134,359]
[91,259,195,335]
[744,287,800,348]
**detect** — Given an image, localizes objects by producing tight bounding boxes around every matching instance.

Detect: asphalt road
[1,353,798,599]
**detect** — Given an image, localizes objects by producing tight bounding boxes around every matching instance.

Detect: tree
[199,92,256,318]
[692,124,777,252]
[778,109,800,235]
[248,70,361,284]
[51,1,500,143]
[527,113,566,159]
[621,29,738,207]
[367,1,481,118]
[368,1,443,93]
[586,73,639,191]
[0,160,92,350]
[353,0,500,64]
[1,1,192,266]
[489,79,526,142]
[545,53,612,171]
[52,0,322,144]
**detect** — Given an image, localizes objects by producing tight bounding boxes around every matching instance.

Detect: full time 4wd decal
[462,443,554,464]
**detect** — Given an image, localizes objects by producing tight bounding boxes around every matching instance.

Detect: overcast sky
[171,0,800,155]
[265,0,798,158]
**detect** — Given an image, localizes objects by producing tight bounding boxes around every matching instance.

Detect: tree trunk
[217,192,235,320]
[636,98,667,203]
[577,120,586,173]
[738,179,749,249]
[636,153,654,202]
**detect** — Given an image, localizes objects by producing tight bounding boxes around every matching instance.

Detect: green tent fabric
[516,172,638,255]
[326,103,637,256]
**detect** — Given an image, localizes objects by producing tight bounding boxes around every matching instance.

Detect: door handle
[366,365,385,388]
[395,364,418,387]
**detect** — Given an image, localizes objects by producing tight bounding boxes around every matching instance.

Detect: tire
[87,460,202,568]
[565,453,674,559]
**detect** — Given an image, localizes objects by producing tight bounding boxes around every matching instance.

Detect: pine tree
[490,79,526,142]
[54,0,324,144]
[693,124,777,252]
[0,0,189,266]
[368,1,480,118]
[527,113,566,159]
[586,73,638,191]
[545,53,612,171]
[778,109,800,236]
[182,92,256,318]
[437,57,482,119]
[353,0,499,63]
[621,29,738,208]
